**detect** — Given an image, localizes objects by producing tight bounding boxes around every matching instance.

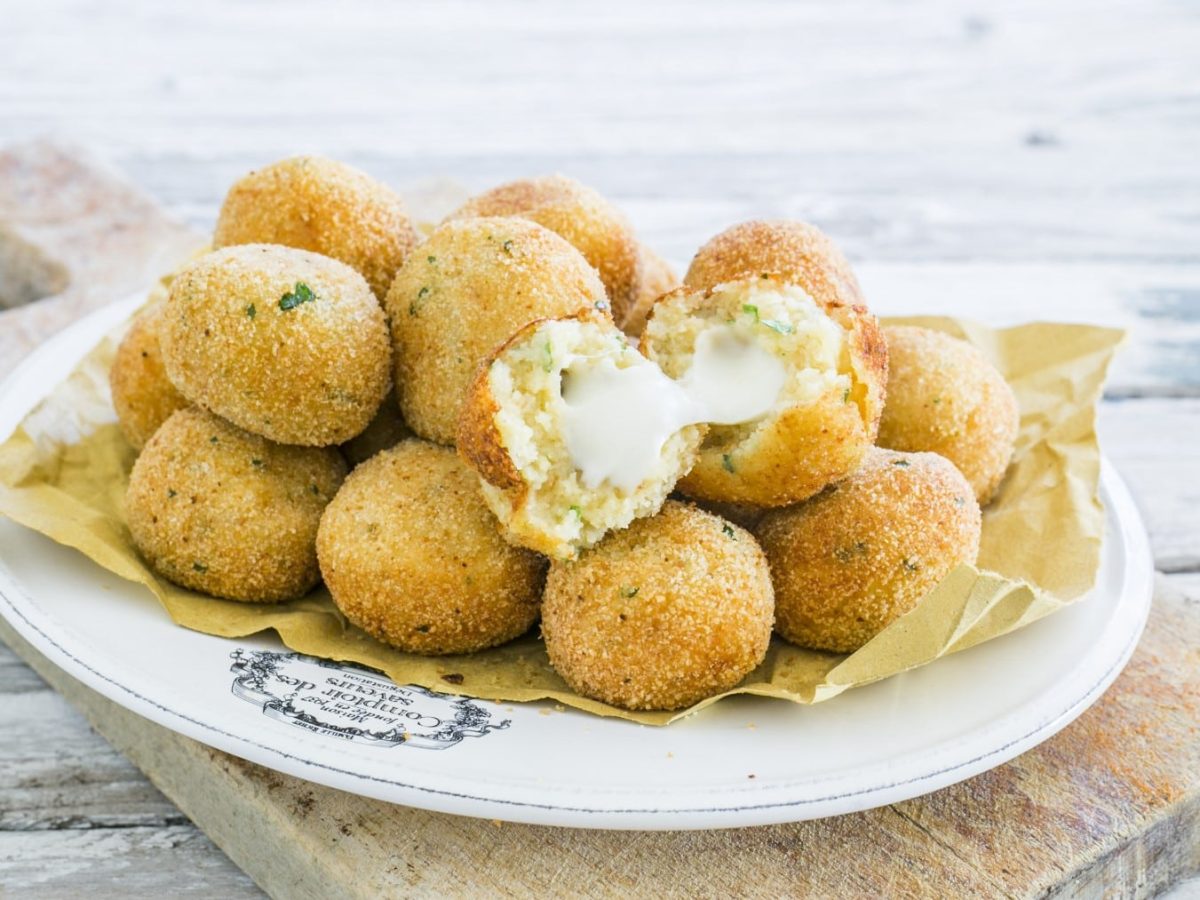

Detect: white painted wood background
[2,0,1198,895]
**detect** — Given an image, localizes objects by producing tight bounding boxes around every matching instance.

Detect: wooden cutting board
[2,143,1198,899]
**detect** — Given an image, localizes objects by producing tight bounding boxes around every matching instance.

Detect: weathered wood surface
[2,0,1199,895]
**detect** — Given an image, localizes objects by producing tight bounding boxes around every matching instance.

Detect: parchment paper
[0,294,1122,724]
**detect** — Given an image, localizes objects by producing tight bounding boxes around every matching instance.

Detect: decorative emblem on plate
[229,649,509,749]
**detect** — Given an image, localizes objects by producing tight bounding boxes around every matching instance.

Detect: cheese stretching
[560,326,786,491]
[457,273,885,557]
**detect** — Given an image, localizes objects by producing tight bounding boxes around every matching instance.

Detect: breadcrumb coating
[458,316,702,559]
[642,276,887,506]
[619,244,681,337]
[386,217,608,444]
[109,304,188,449]
[126,408,347,602]
[338,389,412,467]
[683,219,864,309]
[542,501,774,710]
[755,448,981,653]
[162,244,392,447]
[447,175,641,325]
[213,155,418,300]
[317,440,546,655]
[878,326,1020,504]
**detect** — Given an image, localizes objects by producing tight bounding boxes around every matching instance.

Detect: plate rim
[0,296,1157,830]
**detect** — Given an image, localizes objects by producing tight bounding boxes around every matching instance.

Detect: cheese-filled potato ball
[878,325,1020,504]
[386,217,609,445]
[542,501,774,711]
[683,219,864,309]
[641,275,887,506]
[109,304,188,450]
[755,448,981,653]
[619,244,681,338]
[446,175,641,325]
[212,155,417,300]
[458,316,703,559]
[126,408,347,602]
[162,244,392,447]
[316,440,546,655]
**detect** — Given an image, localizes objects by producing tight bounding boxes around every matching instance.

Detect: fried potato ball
[641,275,887,506]
[109,304,188,450]
[162,244,392,447]
[316,440,546,655]
[338,389,412,467]
[756,448,981,653]
[878,326,1020,505]
[446,175,641,325]
[458,316,702,559]
[619,244,681,338]
[542,501,774,711]
[386,217,609,444]
[684,219,864,309]
[212,155,418,300]
[126,408,347,602]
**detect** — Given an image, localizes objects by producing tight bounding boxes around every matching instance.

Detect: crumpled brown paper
[0,295,1122,724]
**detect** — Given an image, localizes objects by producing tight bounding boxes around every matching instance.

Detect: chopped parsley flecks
[834,541,869,563]
[279,282,316,311]
[722,523,736,539]
[541,340,554,372]
[442,673,465,685]
[167,488,177,498]
[501,239,514,256]
[722,453,736,473]
[310,483,321,496]
[409,285,431,317]
[842,388,851,403]
[759,272,771,280]
[569,505,583,521]
[192,561,208,573]
[932,397,942,405]
[902,556,922,573]
[427,255,437,264]
[892,459,911,467]
[619,585,640,598]
[209,435,219,444]
[251,458,264,468]
[245,303,256,319]
[742,304,760,322]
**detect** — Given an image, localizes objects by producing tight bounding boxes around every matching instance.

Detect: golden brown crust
[109,304,189,450]
[213,155,417,300]
[643,276,887,506]
[619,244,681,337]
[125,408,347,602]
[455,342,528,493]
[683,220,863,308]
[541,501,774,710]
[878,326,1019,504]
[316,440,546,655]
[755,448,981,652]
[338,389,412,467]
[385,217,608,444]
[162,244,392,447]
[446,175,641,325]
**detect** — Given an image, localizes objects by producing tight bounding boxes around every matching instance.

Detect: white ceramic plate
[0,295,1154,831]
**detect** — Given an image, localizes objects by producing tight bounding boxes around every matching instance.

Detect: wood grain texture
[1,575,1195,899]
[2,0,1199,893]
